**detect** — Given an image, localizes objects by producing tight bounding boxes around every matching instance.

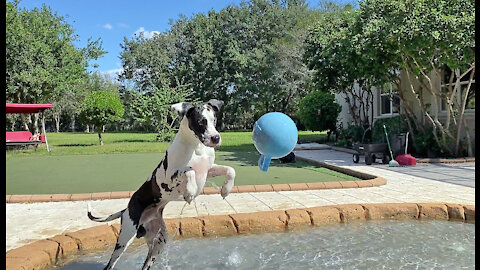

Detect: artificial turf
[6,151,358,195]
[6,131,357,195]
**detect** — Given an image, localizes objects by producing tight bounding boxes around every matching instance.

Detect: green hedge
[371,115,409,143]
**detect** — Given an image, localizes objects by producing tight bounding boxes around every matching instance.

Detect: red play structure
[6,103,53,151]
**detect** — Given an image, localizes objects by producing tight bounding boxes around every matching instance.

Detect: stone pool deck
[6,149,475,252]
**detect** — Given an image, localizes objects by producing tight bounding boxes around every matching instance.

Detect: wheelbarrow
[352,142,391,165]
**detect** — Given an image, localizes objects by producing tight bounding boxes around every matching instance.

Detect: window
[380,83,400,115]
[440,67,475,111]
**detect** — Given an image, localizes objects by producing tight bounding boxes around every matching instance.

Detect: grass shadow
[111,139,154,143]
[55,144,95,147]
[218,149,318,169]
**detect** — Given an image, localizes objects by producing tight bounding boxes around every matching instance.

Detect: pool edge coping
[6,202,475,270]
[7,159,386,203]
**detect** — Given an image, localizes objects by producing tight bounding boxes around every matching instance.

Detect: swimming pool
[58,219,475,270]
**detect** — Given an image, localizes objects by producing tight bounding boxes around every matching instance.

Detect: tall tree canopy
[6,0,105,131]
[305,0,475,156]
[120,0,320,130]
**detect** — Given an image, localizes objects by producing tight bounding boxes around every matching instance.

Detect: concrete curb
[6,202,474,270]
[7,161,387,203]
[329,146,358,154]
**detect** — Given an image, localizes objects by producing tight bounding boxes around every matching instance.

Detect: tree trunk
[455,68,475,156]
[54,113,60,133]
[98,132,104,146]
[10,118,15,131]
[21,114,29,131]
[86,125,90,133]
[33,114,40,134]
[71,115,75,132]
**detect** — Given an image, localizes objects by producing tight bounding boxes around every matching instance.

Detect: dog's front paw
[183,182,197,204]
[183,193,195,204]
[221,183,233,199]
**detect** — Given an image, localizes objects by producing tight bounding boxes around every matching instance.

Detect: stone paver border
[416,157,475,163]
[6,161,386,203]
[6,202,474,270]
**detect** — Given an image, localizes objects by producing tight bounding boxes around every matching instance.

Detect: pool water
[58,220,475,270]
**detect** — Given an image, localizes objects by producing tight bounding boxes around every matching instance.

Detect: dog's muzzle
[208,134,221,148]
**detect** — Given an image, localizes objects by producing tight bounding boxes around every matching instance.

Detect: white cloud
[133,27,160,39]
[103,24,113,30]
[101,68,123,81]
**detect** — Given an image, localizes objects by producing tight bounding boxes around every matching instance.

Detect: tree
[6,0,105,132]
[78,90,125,145]
[357,0,475,156]
[304,3,394,129]
[119,0,321,130]
[298,91,341,139]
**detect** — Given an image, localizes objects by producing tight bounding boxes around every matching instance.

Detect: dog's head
[171,99,224,148]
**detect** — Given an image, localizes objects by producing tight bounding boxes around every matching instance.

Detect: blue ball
[253,112,298,159]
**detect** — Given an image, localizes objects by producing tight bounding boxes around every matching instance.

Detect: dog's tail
[87,202,124,222]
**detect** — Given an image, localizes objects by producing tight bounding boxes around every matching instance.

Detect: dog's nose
[211,135,220,144]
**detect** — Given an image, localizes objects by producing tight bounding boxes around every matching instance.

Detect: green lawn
[6,131,356,195]
[5,131,327,157]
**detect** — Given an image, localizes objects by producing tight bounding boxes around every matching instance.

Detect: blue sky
[16,0,355,78]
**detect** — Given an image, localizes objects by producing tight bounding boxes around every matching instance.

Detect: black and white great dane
[87,99,236,270]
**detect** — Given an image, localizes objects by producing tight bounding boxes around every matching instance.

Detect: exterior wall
[334,81,376,129]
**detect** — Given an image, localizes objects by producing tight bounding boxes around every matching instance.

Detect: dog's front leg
[172,167,197,204]
[207,164,236,198]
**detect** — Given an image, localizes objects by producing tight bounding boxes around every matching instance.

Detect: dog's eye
[202,119,207,125]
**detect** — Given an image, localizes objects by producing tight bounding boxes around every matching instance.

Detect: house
[334,69,475,153]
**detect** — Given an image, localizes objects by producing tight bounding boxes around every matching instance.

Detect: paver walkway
[303,148,475,188]
[6,149,475,251]
[386,162,475,188]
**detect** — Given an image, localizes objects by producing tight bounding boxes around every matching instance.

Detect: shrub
[371,115,409,143]
[298,91,341,134]
[337,124,365,147]
[412,126,454,157]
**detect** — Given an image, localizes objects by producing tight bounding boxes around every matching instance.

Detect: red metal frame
[6,103,53,114]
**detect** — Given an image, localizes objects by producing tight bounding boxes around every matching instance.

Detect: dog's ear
[207,99,224,112]
[171,102,193,117]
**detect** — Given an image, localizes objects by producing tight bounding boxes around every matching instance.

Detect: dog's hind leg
[103,210,138,270]
[141,215,168,270]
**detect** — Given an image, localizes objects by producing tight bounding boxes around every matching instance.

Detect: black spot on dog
[163,152,168,173]
[128,178,163,226]
[136,225,146,238]
[186,106,208,143]
[170,170,178,181]
[161,183,173,192]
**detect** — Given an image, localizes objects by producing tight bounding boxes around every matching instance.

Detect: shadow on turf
[111,139,153,143]
[54,144,95,147]
[217,145,313,169]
